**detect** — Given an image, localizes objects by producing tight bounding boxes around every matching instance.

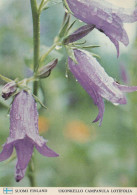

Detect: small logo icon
[3,188,13,194]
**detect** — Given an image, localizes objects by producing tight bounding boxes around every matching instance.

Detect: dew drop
[92,7,97,15]
[107,16,113,23]
[65,8,69,13]
[113,103,119,106]
[15,114,20,120]
[55,45,62,50]
[65,73,68,78]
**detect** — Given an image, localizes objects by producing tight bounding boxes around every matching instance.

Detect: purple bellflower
[68,49,137,125]
[66,0,137,56]
[0,90,58,182]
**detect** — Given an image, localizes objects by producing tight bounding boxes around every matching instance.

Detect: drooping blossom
[66,0,137,56]
[68,49,137,125]
[0,91,58,182]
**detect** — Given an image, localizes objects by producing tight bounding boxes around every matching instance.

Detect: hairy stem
[28,0,41,186]
[30,0,40,96]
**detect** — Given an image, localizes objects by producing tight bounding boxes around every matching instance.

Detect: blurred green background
[0,0,137,187]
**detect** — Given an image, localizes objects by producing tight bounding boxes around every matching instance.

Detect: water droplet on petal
[107,16,113,23]
[92,7,97,15]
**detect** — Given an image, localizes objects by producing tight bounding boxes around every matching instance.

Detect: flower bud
[2,81,17,100]
[63,24,95,45]
[37,59,58,79]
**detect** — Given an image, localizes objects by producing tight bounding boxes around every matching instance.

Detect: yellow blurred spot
[65,120,95,143]
[38,116,49,134]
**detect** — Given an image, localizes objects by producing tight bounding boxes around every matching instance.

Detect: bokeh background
[0,0,137,187]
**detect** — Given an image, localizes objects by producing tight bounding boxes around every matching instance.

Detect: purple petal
[114,83,137,93]
[69,49,126,105]
[0,143,13,162]
[92,96,105,126]
[68,49,137,124]
[15,137,34,182]
[108,36,119,57]
[35,143,59,157]
[116,7,137,23]
[15,165,26,182]
[10,91,39,140]
[66,0,135,54]
[68,51,106,125]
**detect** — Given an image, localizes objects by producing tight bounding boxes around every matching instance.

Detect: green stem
[30,0,40,73]
[28,0,41,186]
[38,0,45,13]
[38,0,51,14]
[30,0,40,97]
[39,43,57,64]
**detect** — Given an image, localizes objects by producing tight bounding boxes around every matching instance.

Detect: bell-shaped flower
[0,91,58,182]
[68,49,137,125]
[66,0,137,56]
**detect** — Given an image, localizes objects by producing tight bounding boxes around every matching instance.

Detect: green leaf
[42,0,62,10]
[0,74,13,83]
[32,94,47,109]
[59,14,70,38]
[66,47,78,64]
[81,45,100,49]
[62,0,73,14]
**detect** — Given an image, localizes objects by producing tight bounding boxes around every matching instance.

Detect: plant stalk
[28,0,41,186]
[30,0,40,96]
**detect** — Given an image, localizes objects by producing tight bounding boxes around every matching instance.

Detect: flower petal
[0,143,13,162]
[15,165,26,182]
[35,143,59,157]
[66,0,135,54]
[15,137,34,182]
[114,83,137,93]
[92,96,105,126]
[68,52,105,125]
[10,91,39,140]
